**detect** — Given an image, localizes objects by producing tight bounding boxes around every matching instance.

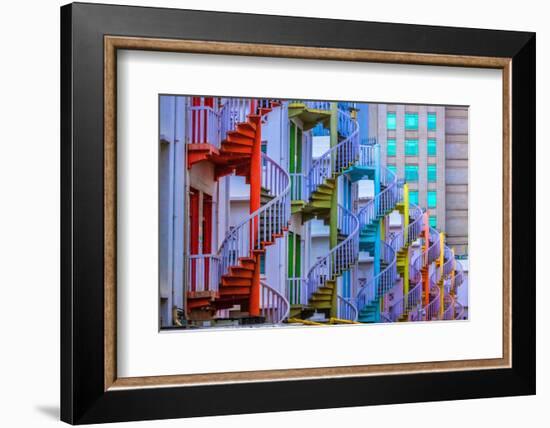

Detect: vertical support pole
[439,232,445,319]
[373,144,381,279]
[329,102,339,318]
[423,212,430,306]
[249,100,261,317]
[403,183,409,243]
[402,183,410,297]
[451,247,456,296]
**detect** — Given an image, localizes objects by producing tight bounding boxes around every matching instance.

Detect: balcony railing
[188,104,221,147]
[187,254,220,293]
[287,277,308,306]
[290,172,308,202]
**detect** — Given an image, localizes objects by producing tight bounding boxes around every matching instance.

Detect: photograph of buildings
[159,97,468,329]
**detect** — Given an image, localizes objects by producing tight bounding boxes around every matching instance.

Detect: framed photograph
[61,2,535,424]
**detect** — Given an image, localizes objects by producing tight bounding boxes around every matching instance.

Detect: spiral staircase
[387,219,465,322]
[287,103,361,321]
[186,98,290,321]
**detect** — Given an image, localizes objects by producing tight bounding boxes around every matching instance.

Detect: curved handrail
[407,203,424,245]
[427,227,441,264]
[260,280,290,324]
[218,152,290,277]
[337,294,358,321]
[443,246,454,277]
[443,293,455,320]
[306,204,360,301]
[355,240,397,313]
[454,260,464,290]
[307,109,359,196]
[455,300,465,320]
[424,284,441,321]
[357,166,398,228]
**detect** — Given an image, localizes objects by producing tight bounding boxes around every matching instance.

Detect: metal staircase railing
[337,295,358,321]
[287,277,309,306]
[306,109,359,198]
[188,103,221,146]
[218,152,290,279]
[443,294,455,320]
[424,283,441,321]
[355,240,397,313]
[358,144,376,168]
[455,300,465,320]
[384,204,424,321]
[260,280,290,324]
[220,98,253,139]
[357,166,399,228]
[187,254,221,293]
[354,164,400,317]
[290,100,331,111]
[306,204,359,302]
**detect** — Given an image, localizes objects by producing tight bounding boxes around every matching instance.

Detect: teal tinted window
[429,216,437,227]
[260,254,265,274]
[428,164,437,182]
[409,190,419,205]
[387,165,397,175]
[427,138,437,156]
[405,139,419,156]
[428,113,437,130]
[405,113,419,130]
[427,191,437,208]
[387,112,396,130]
[387,139,396,156]
[404,165,418,182]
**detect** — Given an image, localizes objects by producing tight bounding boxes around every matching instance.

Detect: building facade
[366,104,469,256]
[158,97,467,328]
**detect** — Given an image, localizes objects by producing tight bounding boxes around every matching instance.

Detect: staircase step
[236,123,256,138]
[220,143,253,155]
[219,287,251,296]
[310,294,332,302]
[228,267,254,278]
[225,131,254,145]
[311,192,332,201]
[221,277,252,287]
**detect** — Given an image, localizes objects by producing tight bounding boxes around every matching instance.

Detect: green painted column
[329,102,339,318]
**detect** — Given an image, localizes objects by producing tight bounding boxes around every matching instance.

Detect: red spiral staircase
[186,98,290,320]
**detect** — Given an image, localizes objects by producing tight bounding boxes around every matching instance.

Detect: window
[405,139,419,156]
[429,216,437,228]
[428,112,437,130]
[387,138,396,156]
[260,254,265,275]
[387,165,397,175]
[405,113,419,130]
[427,191,437,208]
[428,164,437,182]
[404,165,418,182]
[387,112,396,130]
[427,138,437,156]
[409,190,419,205]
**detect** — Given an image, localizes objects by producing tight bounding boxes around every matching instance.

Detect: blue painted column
[373,144,381,279]
[357,103,369,145]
